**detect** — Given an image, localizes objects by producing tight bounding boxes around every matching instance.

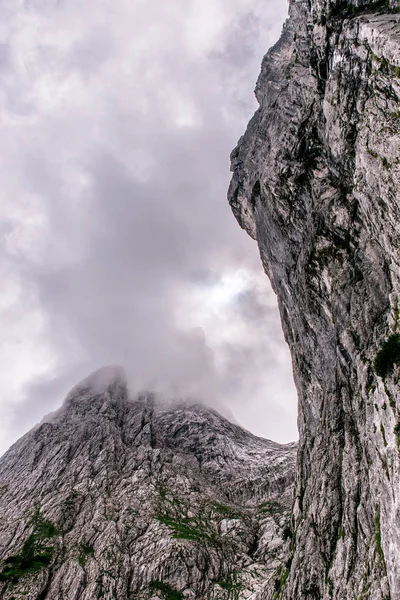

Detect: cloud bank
[0,0,297,455]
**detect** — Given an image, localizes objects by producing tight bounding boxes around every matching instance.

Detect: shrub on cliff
[374,334,400,379]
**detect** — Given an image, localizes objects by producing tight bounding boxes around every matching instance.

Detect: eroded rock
[0,368,296,599]
[229,1,400,598]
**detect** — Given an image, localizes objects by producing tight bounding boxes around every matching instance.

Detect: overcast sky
[0,0,297,456]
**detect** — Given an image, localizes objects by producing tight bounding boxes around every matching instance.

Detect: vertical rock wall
[228,2,400,598]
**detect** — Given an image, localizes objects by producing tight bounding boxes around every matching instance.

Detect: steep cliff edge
[229,1,400,598]
[0,368,296,599]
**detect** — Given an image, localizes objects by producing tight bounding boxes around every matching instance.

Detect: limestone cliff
[229,1,400,598]
[0,368,296,599]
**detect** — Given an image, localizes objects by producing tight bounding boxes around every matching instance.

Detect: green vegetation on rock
[272,565,290,600]
[155,487,242,547]
[149,580,182,600]
[258,500,285,515]
[215,572,243,599]
[156,512,220,544]
[374,334,400,378]
[0,508,57,583]
[78,542,95,566]
[211,501,241,520]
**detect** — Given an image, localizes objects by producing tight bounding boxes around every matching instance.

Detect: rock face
[228,1,400,598]
[0,367,296,599]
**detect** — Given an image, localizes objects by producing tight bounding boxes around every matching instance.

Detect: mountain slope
[0,368,296,600]
[229,1,400,598]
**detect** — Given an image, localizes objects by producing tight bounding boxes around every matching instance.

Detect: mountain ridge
[0,367,296,599]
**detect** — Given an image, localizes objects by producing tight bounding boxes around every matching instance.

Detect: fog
[0,0,297,455]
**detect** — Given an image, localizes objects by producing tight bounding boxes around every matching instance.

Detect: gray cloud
[0,0,297,454]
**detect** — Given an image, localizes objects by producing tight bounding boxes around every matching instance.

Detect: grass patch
[149,580,182,600]
[154,487,236,547]
[382,157,392,170]
[384,384,396,409]
[215,572,242,599]
[0,508,57,583]
[156,513,220,545]
[272,566,290,600]
[212,502,241,520]
[367,147,378,158]
[78,543,95,567]
[258,501,285,515]
[374,334,400,379]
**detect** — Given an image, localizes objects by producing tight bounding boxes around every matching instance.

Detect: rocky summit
[229,0,400,598]
[0,367,296,599]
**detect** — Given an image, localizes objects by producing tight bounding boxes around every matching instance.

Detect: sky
[0,0,297,456]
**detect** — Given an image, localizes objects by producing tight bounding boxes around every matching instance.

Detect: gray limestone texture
[0,367,296,599]
[229,1,400,598]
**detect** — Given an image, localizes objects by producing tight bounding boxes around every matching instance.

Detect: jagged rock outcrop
[0,367,296,599]
[229,1,400,598]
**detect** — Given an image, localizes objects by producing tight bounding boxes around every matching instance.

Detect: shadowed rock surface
[229,0,400,598]
[0,367,296,599]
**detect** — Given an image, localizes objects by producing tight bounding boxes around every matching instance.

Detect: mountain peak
[57,365,129,417]
[68,364,127,397]
[0,368,296,599]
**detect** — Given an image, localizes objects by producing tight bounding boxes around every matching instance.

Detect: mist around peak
[0,0,297,457]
